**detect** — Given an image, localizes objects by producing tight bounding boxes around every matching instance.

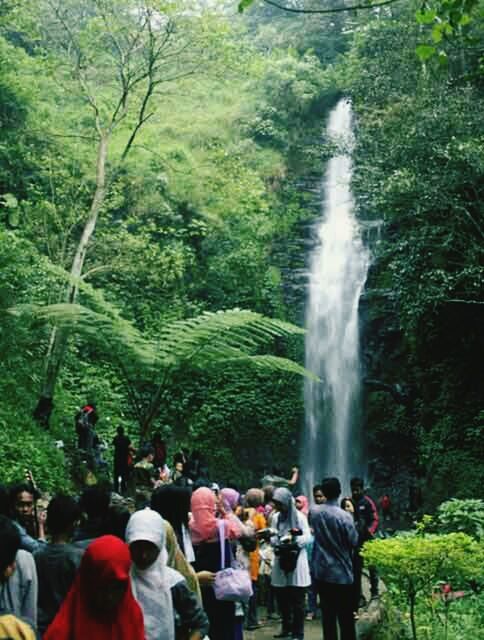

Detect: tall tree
[11,0,229,425]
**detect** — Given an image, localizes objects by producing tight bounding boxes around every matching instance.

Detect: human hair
[116,426,124,436]
[0,515,21,575]
[79,486,110,519]
[47,494,81,536]
[9,482,39,506]
[151,485,190,540]
[350,477,364,490]
[263,485,274,504]
[104,505,131,541]
[139,445,154,460]
[0,485,10,517]
[312,484,324,495]
[321,477,341,500]
[340,496,353,509]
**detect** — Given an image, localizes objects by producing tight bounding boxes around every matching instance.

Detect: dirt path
[246,575,383,640]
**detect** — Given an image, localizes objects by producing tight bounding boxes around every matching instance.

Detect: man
[350,477,379,604]
[9,483,46,553]
[34,495,84,635]
[312,485,326,506]
[73,485,111,546]
[113,426,132,494]
[310,477,358,640]
[133,446,158,508]
[0,515,38,631]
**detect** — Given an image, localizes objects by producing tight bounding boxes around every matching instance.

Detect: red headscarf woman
[44,535,145,640]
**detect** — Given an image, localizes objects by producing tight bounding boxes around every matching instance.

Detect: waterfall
[302,99,370,497]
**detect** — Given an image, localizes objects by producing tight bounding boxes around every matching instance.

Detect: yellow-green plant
[362,533,484,640]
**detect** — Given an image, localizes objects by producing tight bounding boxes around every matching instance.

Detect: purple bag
[213,520,253,603]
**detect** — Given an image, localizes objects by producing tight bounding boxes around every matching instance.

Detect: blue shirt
[310,500,358,585]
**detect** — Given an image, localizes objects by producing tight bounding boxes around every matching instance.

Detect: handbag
[213,520,253,603]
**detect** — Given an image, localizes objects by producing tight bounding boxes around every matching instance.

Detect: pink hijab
[296,495,309,516]
[189,487,239,544]
[220,488,240,513]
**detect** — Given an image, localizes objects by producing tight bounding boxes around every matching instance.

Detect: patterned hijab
[126,509,182,640]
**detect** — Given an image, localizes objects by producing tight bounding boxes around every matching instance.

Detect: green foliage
[435,499,484,539]
[363,533,484,639]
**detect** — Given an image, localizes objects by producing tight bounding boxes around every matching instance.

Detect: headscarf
[44,535,144,640]
[125,509,182,640]
[0,615,35,640]
[220,488,240,513]
[190,487,239,544]
[273,487,299,534]
[245,488,264,509]
[296,495,309,516]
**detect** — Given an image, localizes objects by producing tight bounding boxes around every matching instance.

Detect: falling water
[302,99,370,496]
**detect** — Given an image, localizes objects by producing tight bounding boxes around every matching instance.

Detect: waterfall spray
[302,99,369,497]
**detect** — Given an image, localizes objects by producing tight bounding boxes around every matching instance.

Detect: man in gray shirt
[310,477,358,640]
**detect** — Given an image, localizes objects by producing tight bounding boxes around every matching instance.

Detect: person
[113,427,132,494]
[151,486,206,601]
[269,487,311,640]
[379,494,392,521]
[171,460,190,488]
[310,477,358,640]
[151,486,194,559]
[295,496,309,517]
[0,614,35,640]
[8,483,46,553]
[350,477,379,603]
[34,494,84,635]
[261,467,299,492]
[152,432,167,470]
[74,485,111,546]
[0,515,38,632]
[312,485,326,507]
[75,403,98,457]
[190,487,240,640]
[134,446,158,507]
[126,509,209,640]
[340,497,359,618]
[244,488,267,631]
[44,535,145,640]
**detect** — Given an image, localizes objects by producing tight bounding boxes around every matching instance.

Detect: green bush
[363,533,484,640]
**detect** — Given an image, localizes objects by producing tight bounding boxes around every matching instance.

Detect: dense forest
[0,0,482,506]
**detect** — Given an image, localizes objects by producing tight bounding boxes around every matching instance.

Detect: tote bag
[213,520,253,603]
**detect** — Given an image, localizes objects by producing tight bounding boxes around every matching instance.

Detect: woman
[244,489,267,631]
[295,496,309,517]
[270,487,311,640]
[44,535,144,640]
[152,486,193,558]
[151,486,204,601]
[190,487,240,640]
[126,509,208,640]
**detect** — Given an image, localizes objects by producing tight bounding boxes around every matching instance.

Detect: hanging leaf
[416,44,437,61]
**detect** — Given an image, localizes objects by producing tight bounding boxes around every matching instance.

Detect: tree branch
[262,0,400,14]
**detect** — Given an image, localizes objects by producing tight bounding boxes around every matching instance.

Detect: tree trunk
[33,135,109,426]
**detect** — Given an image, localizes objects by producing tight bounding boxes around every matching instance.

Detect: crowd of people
[0,446,383,640]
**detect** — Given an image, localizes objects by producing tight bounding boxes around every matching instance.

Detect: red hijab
[44,535,144,640]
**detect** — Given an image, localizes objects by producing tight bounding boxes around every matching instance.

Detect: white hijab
[126,508,183,640]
